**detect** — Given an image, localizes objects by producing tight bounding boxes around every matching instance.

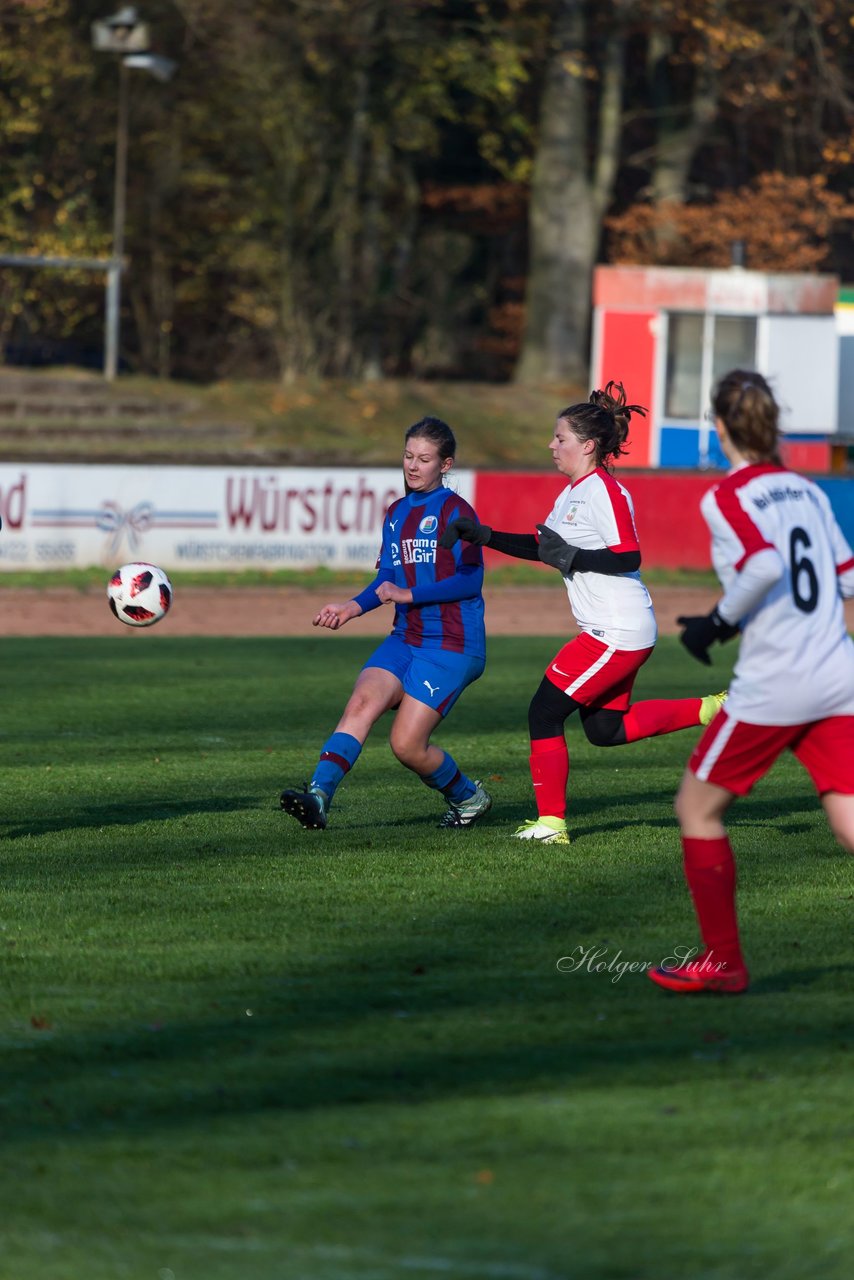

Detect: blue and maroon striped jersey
[352,486,485,659]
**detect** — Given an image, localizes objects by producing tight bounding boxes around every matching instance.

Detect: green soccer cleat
[438,781,492,829]
[512,816,570,845]
[280,783,328,830]
[699,690,728,726]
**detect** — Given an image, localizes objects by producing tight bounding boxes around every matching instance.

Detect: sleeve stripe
[597,469,640,552]
[838,557,854,575]
[712,468,776,571]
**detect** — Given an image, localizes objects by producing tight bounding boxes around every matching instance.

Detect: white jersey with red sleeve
[543,467,657,651]
[702,462,854,725]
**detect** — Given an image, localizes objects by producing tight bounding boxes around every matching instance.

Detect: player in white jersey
[649,369,854,996]
[441,383,725,844]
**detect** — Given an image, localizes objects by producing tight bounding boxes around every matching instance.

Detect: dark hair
[711,369,781,463]
[557,381,646,469]
[405,416,457,462]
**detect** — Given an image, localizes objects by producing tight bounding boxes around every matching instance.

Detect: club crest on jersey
[563,505,580,525]
[419,515,438,535]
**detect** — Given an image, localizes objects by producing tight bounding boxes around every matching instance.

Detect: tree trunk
[515,2,625,386]
[646,22,718,252]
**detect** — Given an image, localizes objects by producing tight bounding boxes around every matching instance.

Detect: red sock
[682,836,745,970]
[529,736,568,819]
[622,697,700,742]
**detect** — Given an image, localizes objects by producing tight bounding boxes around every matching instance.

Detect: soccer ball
[107,562,173,628]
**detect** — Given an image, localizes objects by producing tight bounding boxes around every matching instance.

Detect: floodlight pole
[94,10,175,381]
[105,58,129,382]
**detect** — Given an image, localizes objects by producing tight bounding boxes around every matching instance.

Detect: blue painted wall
[659,424,728,469]
[817,478,854,548]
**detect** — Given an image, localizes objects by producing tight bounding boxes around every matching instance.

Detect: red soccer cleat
[648,950,749,995]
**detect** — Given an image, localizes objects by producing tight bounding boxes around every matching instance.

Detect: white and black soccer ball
[107,562,173,628]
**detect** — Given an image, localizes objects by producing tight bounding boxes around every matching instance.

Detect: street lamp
[92,8,176,381]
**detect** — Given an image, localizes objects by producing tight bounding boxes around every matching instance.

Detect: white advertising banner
[0,463,476,572]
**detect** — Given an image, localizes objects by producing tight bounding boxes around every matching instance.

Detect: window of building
[664,313,757,419]
[665,314,703,418]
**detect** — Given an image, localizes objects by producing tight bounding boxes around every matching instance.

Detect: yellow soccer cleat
[699,690,728,727]
[512,816,570,845]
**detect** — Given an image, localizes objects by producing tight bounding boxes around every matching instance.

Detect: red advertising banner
[472,471,715,570]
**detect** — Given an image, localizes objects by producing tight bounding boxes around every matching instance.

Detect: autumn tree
[151,0,542,381]
[516,0,854,383]
[514,0,628,385]
[607,172,854,271]
[2,0,854,380]
[609,1,854,268]
[0,0,109,361]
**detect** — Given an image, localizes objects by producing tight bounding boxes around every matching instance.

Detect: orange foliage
[421,182,527,235]
[606,173,854,272]
[476,300,526,360]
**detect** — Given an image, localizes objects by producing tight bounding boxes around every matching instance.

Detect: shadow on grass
[1,884,851,1150]
[1,794,261,842]
[748,965,854,994]
[461,788,834,843]
[1,783,834,848]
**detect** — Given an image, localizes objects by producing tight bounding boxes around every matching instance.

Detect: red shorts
[545,632,654,711]
[689,713,854,797]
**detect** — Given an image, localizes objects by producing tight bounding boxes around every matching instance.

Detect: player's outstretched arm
[535,526,641,577]
[440,516,540,562]
[536,525,580,574]
[312,600,363,630]
[439,516,492,548]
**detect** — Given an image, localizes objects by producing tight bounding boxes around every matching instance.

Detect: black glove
[677,607,739,666]
[439,517,492,549]
[536,524,580,575]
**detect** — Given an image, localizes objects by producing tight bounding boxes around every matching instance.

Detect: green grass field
[1,635,851,1280]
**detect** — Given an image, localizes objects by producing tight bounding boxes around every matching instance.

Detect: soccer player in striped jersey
[280,417,491,831]
[649,370,854,995]
[441,382,724,845]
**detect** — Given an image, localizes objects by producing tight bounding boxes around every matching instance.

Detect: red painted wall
[620,472,715,568]
[779,440,831,473]
[473,470,716,570]
[595,310,657,467]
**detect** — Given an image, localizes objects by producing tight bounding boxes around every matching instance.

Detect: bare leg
[674,768,736,837]
[388,694,491,827]
[388,695,444,775]
[334,667,404,743]
[821,792,854,854]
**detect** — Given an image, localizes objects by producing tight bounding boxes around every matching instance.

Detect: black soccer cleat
[280,783,328,830]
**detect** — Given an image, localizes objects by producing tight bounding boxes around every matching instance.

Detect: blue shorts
[363,634,485,718]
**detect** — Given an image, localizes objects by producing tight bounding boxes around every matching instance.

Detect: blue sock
[312,732,362,802]
[421,751,476,803]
